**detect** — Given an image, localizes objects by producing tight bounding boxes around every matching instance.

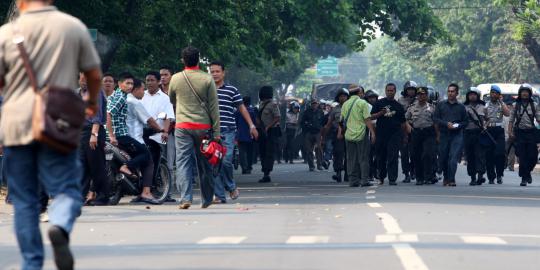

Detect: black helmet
[464,87,484,105]
[427,86,439,103]
[364,89,379,99]
[402,81,418,96]
[334,88,350,102]
[517,84,533,101]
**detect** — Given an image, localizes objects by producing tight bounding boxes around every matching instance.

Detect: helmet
[201,139,226,166]
[427,86,439,103]
[290,101,300,109]
[517,83,533,101]
[490,85,502,94]
[334,88,350,102]
[402,81,418,96]
[364,90,379,99]
[464,87,484,105]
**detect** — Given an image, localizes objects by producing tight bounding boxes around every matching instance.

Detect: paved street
[1,162,540,270]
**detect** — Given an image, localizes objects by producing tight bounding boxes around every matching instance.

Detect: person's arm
[322,111,335,140]
[207,80,221,140]
[89,123,100,150]
[370,102,386,120]
[266,103,281,131]
[365,118,376,144]
[238,104,258,139]
[106,113,117,145]
[501,101,511,117]
[433,102,444,126]
[456,105,469,130]
[147,118,163,132]
[83,68,102,117]
[508,105,516,139]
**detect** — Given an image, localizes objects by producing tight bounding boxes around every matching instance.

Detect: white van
[476,83,540,104]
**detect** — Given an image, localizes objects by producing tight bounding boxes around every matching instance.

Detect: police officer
[508,84,540,186]
[365,90,379,181]
[484,85,510,184]
[463,87,487,185]
[405,87,439,185]
[323,89,350,182]
[399,81,417,183]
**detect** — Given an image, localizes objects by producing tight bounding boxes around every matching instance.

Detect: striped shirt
[217,84,243,130]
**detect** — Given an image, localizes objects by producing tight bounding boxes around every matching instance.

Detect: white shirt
[142,89,175,144]
[127,94,151,144]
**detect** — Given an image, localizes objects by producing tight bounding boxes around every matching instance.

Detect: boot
[497,176,503,184]
[402,173,411,183]
[332,171,342,183]
[469,175,477,186]
[477,173,485,185]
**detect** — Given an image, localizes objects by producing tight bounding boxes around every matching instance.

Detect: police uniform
[405,92,436,185]
[485,100,507,184]
[464,100,487,185]
[330,103,347,182]
[399,95,416,182]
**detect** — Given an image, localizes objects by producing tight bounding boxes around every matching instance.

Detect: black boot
[332,171,342,183]
[469,175,477,186]
[497,176,503,184]
[402,173,411,183]
[477,173,485,185]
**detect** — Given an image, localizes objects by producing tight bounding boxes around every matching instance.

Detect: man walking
[209,61,258,203]
[371,83,407,185]
[341,87,375,187]
[169,46,221,209]
[236,96,257,174]
[508,84,540,186]
[257,86,281,183]
[463,87,487,186]
[399,81,417,183]
[324,88,349,182]
[301,100,325,171]
[484,85,510,184]
[434,83,468,186]
[0,0,102,269]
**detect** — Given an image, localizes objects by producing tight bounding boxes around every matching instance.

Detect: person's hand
[370,133,376,145]
[161,132,169,143]
[447,122,455,130]
[379,108,388,116]
[89,134,98,150]
[110,135,118,146]
[250,126,259,140]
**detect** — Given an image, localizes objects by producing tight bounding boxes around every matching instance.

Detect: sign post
[316,57,339,77]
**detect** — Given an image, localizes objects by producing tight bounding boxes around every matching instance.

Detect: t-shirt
[217,84,243,130]
[126,94,151,144]
[371,98,406,136]
[0,6,101,146]
[341,95,371,142]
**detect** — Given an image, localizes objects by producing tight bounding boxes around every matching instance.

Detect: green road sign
[316,57,339,77]
[88,29,97,42]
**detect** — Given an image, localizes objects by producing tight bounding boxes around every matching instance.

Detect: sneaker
[229,189,240,200]
[212,198,226,204]
[178,201,192,209]
[48,225,74,270]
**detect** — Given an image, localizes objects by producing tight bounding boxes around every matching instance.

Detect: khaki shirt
[465,104,486,130]
[485,100,504,126]
[405,102,435,129]
[509,101,540,129]
[329,105,342,130]
[259,100,280,128]
[0,6,100,146]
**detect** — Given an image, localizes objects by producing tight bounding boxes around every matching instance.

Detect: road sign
[316,57,339,77]
[88,29,97,42]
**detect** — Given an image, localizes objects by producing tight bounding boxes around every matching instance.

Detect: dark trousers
[411,128,436,182]
[117,135,153,187]
[369,140,377,179]
[284,128,297,162]
[259,131,277,175]
[464,129,486,177]
[80,126,109,200]
[145,138,162,183]
[346,137,370,185]
[515,129,538,182]
[376,131,400,182]
[333,138,346,172]
[439,131,464,182]
[400,134,414,176]
[304,132,322,169]
[239,141,254,172]
[485,127,505,180]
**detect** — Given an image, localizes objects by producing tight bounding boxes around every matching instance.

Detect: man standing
[434,83,468,186]
[236,96,257,174]
[323,89,349,182]
[257,86,281,183]
[463,87,487,186]
[159,66,177,174]
[364,90,379,182]
[0,1,102,269]
[341,87,376,187]
[484,85,510,184]
[406,87,439,185]
[209,61,258,203]
[102,73,116,97]
[169,46,221,209]
[508,84,540,186]
[160,66,173,95]
[301,100,325,171]
[398,81,417,183]
[371,83,407,185]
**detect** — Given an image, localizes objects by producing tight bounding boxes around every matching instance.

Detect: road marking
[376,213,403,234]
[367,203,382,208]
[366,196,376,200]
[375,234,418,243]
[461,236,507,245]
[393,243,429,270]
[197,236,247,244]
[286,236,329,244]
[366,190,376,194]
[414,231,540,239]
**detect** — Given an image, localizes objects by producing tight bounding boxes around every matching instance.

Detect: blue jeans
[214,129,237,201]
[5,143,83,270]
[175,129,214,205]
[438,131,464,182]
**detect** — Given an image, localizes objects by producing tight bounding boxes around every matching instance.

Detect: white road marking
[286,236,330,244]
[375,234,418,243]
[399,234,419,242]
[393,243,429,270]
[197,236,247,244]
[366,190,376,194]
[460,236,507,245]
[367,203,382,208]
[376,213,403,234]
[366,196,376,200]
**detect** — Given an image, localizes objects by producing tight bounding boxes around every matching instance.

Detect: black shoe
[309,167,315,172]
[527,177,533,184]
[416,181,424,186]
[289,161,294,164]
[317,166,324,171]
[332,171,342,183]
[402,175,411,183]
[164,196,177,203]
[48,225,74,270]
[258,176,271,183]
[88,199,109,206]
[489,179,495,184]
[411,174,416,181]
[469,176,477,186]
[520,181,527,187]
[497,176,503,184]
[322,161,330,170]
[389,181,397,186]
[361,182,374,187]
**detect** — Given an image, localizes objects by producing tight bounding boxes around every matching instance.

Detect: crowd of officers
[286,82,540,187]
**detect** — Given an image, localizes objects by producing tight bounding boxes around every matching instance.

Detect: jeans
[439,131,464,182]
[5,143,83,270]
[238,141,254,172]
[214,129,237,201]
[175,128,214,204]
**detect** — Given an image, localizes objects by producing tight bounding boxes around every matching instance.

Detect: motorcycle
[105,142,172,205]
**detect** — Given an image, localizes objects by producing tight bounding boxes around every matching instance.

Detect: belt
[413,126,434,131]
[487,122,503,127]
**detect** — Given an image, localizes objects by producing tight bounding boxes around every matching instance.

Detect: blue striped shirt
[218,84,243,130]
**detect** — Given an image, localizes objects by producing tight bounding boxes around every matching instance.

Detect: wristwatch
[249,124,256,129]
[91,132,99,138]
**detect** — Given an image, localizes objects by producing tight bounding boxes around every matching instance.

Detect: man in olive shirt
[0,1,102,269]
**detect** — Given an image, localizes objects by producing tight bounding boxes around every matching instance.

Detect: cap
[490,85,502,94]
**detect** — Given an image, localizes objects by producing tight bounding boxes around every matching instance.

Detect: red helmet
[201,140,227,166]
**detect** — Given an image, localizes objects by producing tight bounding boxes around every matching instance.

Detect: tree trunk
[522,33,540,72]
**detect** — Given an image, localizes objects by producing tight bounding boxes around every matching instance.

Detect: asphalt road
[1,162,539,270]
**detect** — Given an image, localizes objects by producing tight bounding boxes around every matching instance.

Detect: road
[1,162,539,270]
